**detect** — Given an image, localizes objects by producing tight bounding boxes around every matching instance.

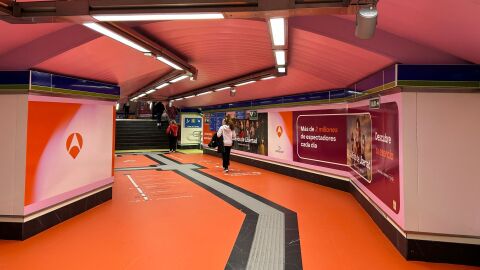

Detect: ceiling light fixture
[84,23,150,53]
[261,76,276,80]
[197,91,213,96]
[355,6,378,39]
[146,89,156,94]
[170,75,189,83]
[175,97,184,101]
[278,67,286,73]
[155,83,170,89]
[235,80,256,87]
[214,86,231,92]
[184,95,195,99]
[274,50,286,66]
[269,18,286,46]
[156,56,183,70]
[137,93,146,98]
[92,13,225,22]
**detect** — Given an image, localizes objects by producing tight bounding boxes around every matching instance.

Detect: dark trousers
[222,146,232,169]
[168,135,177,151]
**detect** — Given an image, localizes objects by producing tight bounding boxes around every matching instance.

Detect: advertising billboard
[268,112,293,161]
[24,97,114,214]
[292,103,400,213]
[231,112,268,156]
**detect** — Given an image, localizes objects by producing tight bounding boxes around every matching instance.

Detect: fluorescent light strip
[261,76,276,80]
[146,89,156,94]
[278,67,286,73]
[170,75,189,83]
[235,80,256,87]
[93,13,224,22]
[275,50,286,66]
[269,18,285,46]
[184,95,195,99]
[155,83,169,89]
[83,23,150,53]
[214,86,231,92]
[197,91,213,96]
[157,56,183,70]
[175,98,184,101]
[137,93,146,98]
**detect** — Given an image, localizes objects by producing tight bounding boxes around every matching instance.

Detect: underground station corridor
[0,0,479,269]
[0,152,477,270]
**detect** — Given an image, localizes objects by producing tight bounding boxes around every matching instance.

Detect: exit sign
[369,98,381,109]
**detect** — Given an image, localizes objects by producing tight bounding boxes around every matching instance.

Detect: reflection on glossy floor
[0,152,477,270]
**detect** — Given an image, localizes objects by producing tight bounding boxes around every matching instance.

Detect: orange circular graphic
[66,133,83,159]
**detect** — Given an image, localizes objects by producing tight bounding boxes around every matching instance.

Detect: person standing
[123,102,130,119]
[217,118,236,172]
[166,120,179,153]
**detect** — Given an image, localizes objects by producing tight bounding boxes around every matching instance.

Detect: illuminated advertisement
[268,112,293,161]
[202,99,400,214]
[24,97,115,214]
[293,111,347,168]
[347,114,373,182]
[348,102,400,213]
[231,112,268,156]
[292,102,400,213]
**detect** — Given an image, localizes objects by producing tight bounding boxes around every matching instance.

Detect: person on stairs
[166,120,179,153]
[154,102,165,127]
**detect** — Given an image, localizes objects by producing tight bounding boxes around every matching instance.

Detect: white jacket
[217,125,236,147]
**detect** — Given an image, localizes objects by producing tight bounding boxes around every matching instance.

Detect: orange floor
[0,153,477,270]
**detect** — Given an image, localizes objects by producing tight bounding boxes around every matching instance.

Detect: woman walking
[166,120,179,153]
[217,118,236,172]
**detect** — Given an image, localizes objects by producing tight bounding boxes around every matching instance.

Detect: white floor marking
[126,174,149,201]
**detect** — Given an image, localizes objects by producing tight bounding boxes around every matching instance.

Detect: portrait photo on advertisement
[347,113,372,182]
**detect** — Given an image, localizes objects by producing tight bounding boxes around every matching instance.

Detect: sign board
[248,110,258,120]
[369,97,381,109]
[235,111,246,120]
[184,117,202,128]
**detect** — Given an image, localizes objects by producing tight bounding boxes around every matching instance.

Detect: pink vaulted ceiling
[339,0,480,64]
[34,36,170,95]
[0,21,70,56]
[0,0,478,107]
[136,19,274,98]
[177,27,395,107]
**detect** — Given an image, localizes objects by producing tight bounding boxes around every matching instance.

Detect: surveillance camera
[230,87,236,97]
[355,6,378,39]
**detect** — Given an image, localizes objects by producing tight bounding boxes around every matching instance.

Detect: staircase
[115,120,169,151]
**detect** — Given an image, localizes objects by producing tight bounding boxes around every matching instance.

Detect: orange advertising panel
[25,97,115,214]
